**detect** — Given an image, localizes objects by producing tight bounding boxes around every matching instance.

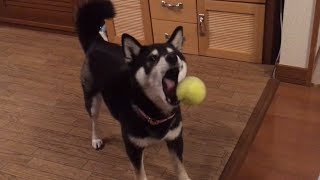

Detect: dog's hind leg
[81,59,104,150]
[84,93,104,150]
[166,135,191,180]
[91,93,104,149]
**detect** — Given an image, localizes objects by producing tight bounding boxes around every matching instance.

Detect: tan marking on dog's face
[135,48,187,113]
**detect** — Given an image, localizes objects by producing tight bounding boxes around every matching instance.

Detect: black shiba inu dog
[76,1,190,179]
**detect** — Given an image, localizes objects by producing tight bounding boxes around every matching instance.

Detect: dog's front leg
[123,136,147,180]
[166,135,191,180]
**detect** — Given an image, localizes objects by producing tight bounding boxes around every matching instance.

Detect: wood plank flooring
[236,83,320,179]
[0,25,273,179]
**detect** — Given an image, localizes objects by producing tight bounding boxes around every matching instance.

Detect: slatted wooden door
[198,0,265,63]
[0,0,75,32]
[105,0,153,45]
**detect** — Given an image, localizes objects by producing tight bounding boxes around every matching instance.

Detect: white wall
[280,0,316,68]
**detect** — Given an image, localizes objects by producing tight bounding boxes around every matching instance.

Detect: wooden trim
[219,79,280,180]
[275,64,308,85]
[197,0,206,54]
[141,0,153,44]
[315,46,320,65]
[254,4,265,63]
[105,19,116,42]
[262,0,283,65]
[307,0,320,86]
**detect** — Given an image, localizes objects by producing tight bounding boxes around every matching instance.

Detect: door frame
[307,0,320,86]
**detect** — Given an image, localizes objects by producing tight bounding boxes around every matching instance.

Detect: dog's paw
[179,178,191,180]
[92,139,104,150]
[178,174,191,180]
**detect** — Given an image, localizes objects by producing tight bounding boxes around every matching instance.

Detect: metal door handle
[199,14,206,36]
[165,33,171,39]
[161,1,183,10]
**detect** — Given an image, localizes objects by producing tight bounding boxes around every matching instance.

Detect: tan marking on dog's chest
[128,122,182,147]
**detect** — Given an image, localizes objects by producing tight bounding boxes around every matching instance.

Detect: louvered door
[0,0,75,32]
[198,0,265,63]
[105,0,153,45]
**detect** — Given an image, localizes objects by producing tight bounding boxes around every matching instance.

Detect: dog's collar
[132,104,175,126]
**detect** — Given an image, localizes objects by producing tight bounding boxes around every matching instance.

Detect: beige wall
[280,0,316,68]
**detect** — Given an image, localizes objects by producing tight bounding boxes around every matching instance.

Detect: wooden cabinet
[0,0,75,32]
[105,0,267,63]
[105,0,153,45]
[198,0,265,63]
[0,0,271,64]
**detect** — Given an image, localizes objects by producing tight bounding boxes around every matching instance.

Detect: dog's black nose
[166,53,178,65]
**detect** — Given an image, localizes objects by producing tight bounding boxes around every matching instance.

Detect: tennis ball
[177,76,206,105]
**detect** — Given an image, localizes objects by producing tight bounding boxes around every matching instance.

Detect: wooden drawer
[149,0,197,23]
[152,19,198,55]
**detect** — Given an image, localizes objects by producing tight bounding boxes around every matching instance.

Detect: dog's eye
[149,55,158,63]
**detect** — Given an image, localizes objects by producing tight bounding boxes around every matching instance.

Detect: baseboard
[275,64,308,85]
[0,18,75,35]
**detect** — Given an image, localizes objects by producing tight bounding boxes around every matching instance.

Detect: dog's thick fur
[76,1,190,179]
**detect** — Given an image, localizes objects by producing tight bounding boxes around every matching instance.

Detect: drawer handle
[165,33,186,41]
[199,14,206,36]
[161,1,183,10]
[165,33,171,39]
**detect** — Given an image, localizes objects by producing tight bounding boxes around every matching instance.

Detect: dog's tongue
[164,78,176,92]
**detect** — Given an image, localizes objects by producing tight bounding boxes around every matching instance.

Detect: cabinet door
[0,0,75,32]
[105,0,153,45]
[198,0,265,63]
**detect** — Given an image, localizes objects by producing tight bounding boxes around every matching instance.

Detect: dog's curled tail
[76,0,115,52]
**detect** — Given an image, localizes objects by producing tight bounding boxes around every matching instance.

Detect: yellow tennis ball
[177,76,206,105]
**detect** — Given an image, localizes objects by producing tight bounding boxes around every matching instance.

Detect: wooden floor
[236,83,320,180]
[0,26,273,180]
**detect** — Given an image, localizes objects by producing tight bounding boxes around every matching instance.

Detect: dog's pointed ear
[167,26,184,51]
[122,34,142,63]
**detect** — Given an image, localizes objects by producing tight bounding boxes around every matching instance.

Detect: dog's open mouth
[162,68,179,106]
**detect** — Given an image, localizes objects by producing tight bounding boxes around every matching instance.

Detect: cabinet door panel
[105,0,153,45]
[198,0,265,63]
